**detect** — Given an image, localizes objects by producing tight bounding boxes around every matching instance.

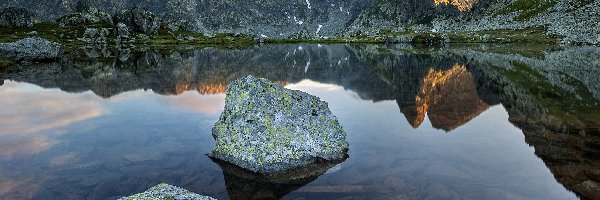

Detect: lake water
[1,44,599,200]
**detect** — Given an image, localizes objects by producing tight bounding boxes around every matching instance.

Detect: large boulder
[0,7,35,28]
[118,184,215,200]
[114,7,161,35]
[57,5,113,27]
[209,75,349,174]
[79,28,110,46]
[0,37,63,62]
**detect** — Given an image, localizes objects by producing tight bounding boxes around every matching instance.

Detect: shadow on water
[0,43,600,199]
[211,154,347,200]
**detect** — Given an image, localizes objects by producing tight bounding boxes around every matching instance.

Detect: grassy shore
[0,22,563,55]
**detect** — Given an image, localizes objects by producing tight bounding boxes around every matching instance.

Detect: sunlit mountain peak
[434,0,478,12]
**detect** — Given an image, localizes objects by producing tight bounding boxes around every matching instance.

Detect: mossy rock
[118,184,215,200]
[209,75,349,174]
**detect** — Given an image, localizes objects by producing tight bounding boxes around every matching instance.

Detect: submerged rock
[211,155,346,200]
[118,184,215,200]
[0,37,63,62]
[114,7,161,35]
[209,75,349,174]
[0,7,35,28]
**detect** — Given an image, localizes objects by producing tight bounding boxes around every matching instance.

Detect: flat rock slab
[209,75,348,174]
[0,37,63,62]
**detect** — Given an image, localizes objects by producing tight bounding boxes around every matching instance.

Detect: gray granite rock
[209,75,349,174]
[0,0,598,43]
[176,35,194,41]
[0,7,35,28]
[0,0,364,39]
[114,7,161,35]
[80,28,110,46]
[57,5,113,27]
[0,37,63,62]
[432,0,600,45]
[116,23,133,45]
[118,184,216,200]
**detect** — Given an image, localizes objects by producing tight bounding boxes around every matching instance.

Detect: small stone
[27,31,38,36]
[176,35,194,41]
[256,36,265,43]
[209,75,349,174]
[136,34,150,41]
[441,34,450,43]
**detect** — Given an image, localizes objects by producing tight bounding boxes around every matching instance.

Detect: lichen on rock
[118,184,215,200]
[0,37,63,62]
[79,28,110,46]
[209,75,349,174]
[57,4,113,27]
[114,7,161,35]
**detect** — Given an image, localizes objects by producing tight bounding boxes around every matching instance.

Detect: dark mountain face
[0,0,491,38]
[1,0,369,38]
[2,0,598,44]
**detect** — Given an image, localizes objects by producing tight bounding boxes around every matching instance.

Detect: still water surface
[1,44,599,200]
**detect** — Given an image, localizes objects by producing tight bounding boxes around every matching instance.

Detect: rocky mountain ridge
[1,0,598,44]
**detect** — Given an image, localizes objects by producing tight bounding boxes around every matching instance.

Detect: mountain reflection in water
[0,44,599,199]
[399,64,489,131]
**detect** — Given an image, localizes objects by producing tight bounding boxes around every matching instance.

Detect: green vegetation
[448,26,561,44]
[0,59,15,75]
[497,0,558,21]
[152,28,256,48]
[0,59,13,68]
[0,22,108,45]
[305,27,561,46]
[0,22,257,54]
[0,21,563,53]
